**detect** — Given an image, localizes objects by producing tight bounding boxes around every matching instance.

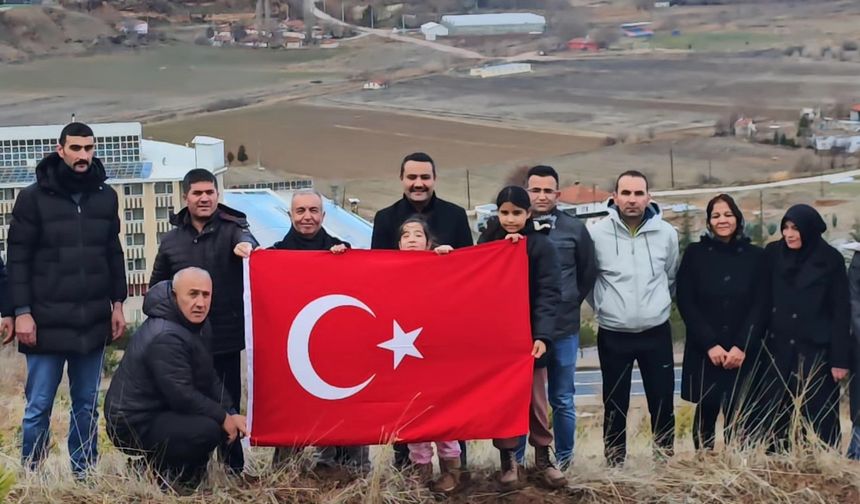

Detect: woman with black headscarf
[678,194,766,450]
[754,204,851,451]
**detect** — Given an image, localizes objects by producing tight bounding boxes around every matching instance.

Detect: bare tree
[505,165,531,187]
[633,0,653,11]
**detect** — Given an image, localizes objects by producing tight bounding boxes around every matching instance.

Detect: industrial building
[440,13,546,36]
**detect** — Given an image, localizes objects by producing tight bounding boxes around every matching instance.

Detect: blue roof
[222,189,372,249]
[0,161,152,185]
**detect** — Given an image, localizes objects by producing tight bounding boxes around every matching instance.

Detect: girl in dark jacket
[678,194,766,450]
[478,186,565,490]
[754,204,851,451]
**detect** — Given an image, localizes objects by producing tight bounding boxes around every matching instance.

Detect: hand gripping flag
[244,240,534,446]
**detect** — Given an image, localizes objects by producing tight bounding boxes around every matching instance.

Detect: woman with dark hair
[677,194,766,450]
[755,204,851,451]
[478,186,566,489]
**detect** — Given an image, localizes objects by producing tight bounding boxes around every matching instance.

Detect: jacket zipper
[75,198,88,328]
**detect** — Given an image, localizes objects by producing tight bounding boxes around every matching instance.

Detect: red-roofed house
[559,183,610,217]
[851,104,860,122]
[734,117,757,138]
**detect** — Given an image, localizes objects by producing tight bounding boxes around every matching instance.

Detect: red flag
[244,240,534,447]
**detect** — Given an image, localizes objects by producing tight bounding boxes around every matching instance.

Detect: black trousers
[110,412,224,485]
[393,441,468,469]
[213,351,244,473]
[598,322,675,465]
[693,385,736,450]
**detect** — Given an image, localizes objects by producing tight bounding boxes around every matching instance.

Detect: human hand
[434,245,453,255]
[233,242,255,258]
[15,313,36,347]
[832,367,849,382]
[707,345,727,367]
[504,233,524,244]
[1,317,13,345]
[723,346,745,370]
[330,244,348,254]
[111,303,126,341]
[531,340,546,359]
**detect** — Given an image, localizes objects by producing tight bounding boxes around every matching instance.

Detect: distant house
[420,22,449,41]
[363,79,389,91]
[440,13,546,36]
[117,19,149,36]
[567,37,599,52]
[734,117,757,138]
[320,39,340,49]
[814,135,860,154]
[0,0,43,4]
[470,63,532,78]
[559,184,610,216]
[851,104,860,122]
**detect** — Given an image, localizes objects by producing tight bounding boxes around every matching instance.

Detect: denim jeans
[22,347,105,475]
[516,333,579,468]
[848,425,860,460]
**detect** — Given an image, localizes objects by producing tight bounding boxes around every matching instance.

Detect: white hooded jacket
[588,201,680,333]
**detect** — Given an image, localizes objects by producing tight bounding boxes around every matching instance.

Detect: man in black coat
[269,189,369,473]
[370,152,472,470]
[105,267,247,489]
[0,258,14,345]
[371,152,473,250]
[6,122,127,477]
[149,168,257,473]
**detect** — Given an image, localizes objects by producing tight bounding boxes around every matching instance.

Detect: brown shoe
[412,462,433,484]
[534,445,567,489]
[498,449,523,490]
[430,457,461,494]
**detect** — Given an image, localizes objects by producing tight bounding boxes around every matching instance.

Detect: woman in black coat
[678,194,766,450]
[753,204,851,451]
[478,186,565,490]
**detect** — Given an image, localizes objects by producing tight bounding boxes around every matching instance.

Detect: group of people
[1,122,859,495]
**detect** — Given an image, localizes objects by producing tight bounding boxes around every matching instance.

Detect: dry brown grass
[1,345,859,503]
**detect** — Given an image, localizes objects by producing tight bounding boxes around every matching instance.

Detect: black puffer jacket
[149,204,257,355]
[371,194,473,250]
[105,281,232,440]
[7,153,127,354]
[479,218,561,367]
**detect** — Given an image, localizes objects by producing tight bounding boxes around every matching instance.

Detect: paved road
[575,367,682,398]
[651,168,860,197]
[312,4,486,60]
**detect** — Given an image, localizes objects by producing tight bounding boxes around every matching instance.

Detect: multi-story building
[0,122,226,323]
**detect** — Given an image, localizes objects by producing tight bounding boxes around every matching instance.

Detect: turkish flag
[244,240,534,447]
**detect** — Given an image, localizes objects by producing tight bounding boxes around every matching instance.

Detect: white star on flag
[377,321,424,369]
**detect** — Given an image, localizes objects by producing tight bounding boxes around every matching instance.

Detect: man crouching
[104,267,246,490]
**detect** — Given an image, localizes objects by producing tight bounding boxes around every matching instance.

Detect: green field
[649,32,783,52]
[0,45,342,95]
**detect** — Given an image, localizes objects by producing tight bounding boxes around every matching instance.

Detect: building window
[125,208,144,222]
[154,182,173,194]
[125,233,145,247]
[0,188,14,200]
[0,213,12,226]
[123,184,143,196]
[126,258,146,272]
[156,231,168,245]
[155,207,171,221]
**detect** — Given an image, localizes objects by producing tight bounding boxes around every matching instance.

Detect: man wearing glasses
[517,165,596,470]
[5,122,127,479]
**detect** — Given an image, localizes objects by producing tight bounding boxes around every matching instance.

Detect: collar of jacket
[170,203,249,234]
[395,192,438,216]
[606,200,662,236]
[35,152,108,196]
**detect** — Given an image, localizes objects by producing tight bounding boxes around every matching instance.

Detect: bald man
[105,268,246,490]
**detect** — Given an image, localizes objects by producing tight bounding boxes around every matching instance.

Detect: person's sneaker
[430,457,462,495]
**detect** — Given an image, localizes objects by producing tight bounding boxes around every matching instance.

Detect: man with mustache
[5,122,128,479]
[150,168,257,475]
[370,152,473,472]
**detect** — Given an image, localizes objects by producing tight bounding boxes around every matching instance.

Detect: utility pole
[669,148,675,188]
[370,6,374,29]
[466,170,472,209]
[341,1,345,22]
[708,158,712,183]
[758,190,764,245]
